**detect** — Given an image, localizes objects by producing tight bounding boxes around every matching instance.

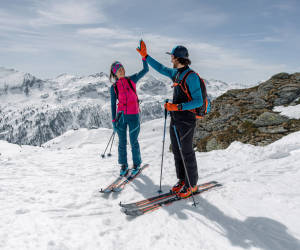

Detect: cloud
[65,27,290,83]
[179,6,229,27]
[0,1,293,84]
[185,41,284,71]
[77,27,137,40]
[31,0,106,26]
[253,37,283,43]
[0,9,32,30]
[0,44,40,53]
[272,3,295,11]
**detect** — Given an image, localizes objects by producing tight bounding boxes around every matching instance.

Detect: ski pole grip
[164,99,169,118]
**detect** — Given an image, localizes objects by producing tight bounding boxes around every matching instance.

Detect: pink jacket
[115,77,139,115]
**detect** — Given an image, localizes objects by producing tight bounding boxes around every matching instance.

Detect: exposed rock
[254,112,289,127]
[258,127,288,134]
[195,72,300,152]
[271,72,290,80]
[206,137,224,151]
[41,93,49,99]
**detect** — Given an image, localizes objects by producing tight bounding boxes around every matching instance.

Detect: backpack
[173,70,210,118]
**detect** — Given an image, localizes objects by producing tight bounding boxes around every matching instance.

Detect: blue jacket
[146,55,203,111]
[111,59,149,120]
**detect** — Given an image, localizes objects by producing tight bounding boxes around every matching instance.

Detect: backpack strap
[125,77,137,95]
[178,70,194,101]
[180,70,207,103]
[113,83,119,99]
[125,77,140,104]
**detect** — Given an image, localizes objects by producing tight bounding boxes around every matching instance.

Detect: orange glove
[164,103,182,111]
[136,40,147,58]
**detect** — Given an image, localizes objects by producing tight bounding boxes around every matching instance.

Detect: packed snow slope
[1,118,300,250]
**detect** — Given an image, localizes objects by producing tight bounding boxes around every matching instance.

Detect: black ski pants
[170,112,198,187]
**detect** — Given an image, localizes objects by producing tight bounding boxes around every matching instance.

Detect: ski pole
[172,124,198,207]
[158,99,169,193]
[107,132,116,157]
[102,112,122,158]
[101,131,115,158]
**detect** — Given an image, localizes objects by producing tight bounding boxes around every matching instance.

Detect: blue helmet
[166,45,189,59]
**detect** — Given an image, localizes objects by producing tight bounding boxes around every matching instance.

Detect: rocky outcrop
[195,72,300,151]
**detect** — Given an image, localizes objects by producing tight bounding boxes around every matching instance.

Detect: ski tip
[112,187,122,192]
[123,208,143,217]
[99,189,111,194]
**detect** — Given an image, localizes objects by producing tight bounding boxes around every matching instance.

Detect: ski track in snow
[0,118,300,250]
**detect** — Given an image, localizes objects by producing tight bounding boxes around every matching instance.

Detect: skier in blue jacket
[137,40,205,198]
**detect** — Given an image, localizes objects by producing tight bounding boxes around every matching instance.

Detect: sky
[0,0,299,84]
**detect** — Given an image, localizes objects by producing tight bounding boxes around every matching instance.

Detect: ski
[113,164,149,192]
[120,181,218,210]
[121,181,222,216]
[99,175,127,193]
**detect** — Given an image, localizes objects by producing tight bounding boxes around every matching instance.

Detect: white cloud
[71,28,289,83]
[254,37,283,43]
[272,3,295,11]
[0,44,40,53]
[0,1,294,84]
[77,27,137,40]
[0,9,33,30]
[179,7,228,27]
[31,0,106,26]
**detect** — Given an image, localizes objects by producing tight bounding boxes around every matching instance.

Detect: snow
[0,67,28,89]
[2,66,259,147]
[1,118,300,250]
[274,104,300,119]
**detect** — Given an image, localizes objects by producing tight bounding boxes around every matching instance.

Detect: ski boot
[120,165,129,177]
[177,185,198,199]
[131,164,141,176]
[171,180,185,193]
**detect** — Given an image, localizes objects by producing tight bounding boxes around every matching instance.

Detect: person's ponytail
[109,63,117,83]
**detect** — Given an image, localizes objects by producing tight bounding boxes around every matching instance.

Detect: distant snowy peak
[53,73,77,83]
[0,66,248,100]
[50,72,110,93]
[0,67,44,95]
[0,67,30,86]
[137,75,170,96]
[53,72,108,83]
[206,78,253,99]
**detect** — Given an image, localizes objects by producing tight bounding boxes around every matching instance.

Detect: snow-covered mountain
[0,67,45,96]
[205,78,251,98]
[0,118,299,250]
[0,67,249,146]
